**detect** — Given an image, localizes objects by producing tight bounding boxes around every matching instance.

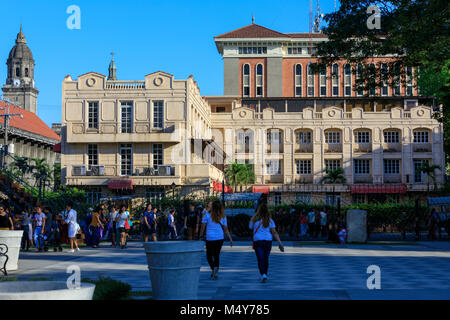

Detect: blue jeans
[34,226,43,249]
[254,240,272,275]
[90,226,100,246]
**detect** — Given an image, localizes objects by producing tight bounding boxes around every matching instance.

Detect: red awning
[212,181,233,193]
[53,143,61,153]
[108,179,133,190]
[351,185,407,194]
[252,185,270,194]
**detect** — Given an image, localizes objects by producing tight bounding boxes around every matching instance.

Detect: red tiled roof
[215,24,328,39]
[0,101,61,142]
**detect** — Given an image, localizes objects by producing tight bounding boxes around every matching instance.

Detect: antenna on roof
[252,13,255,24]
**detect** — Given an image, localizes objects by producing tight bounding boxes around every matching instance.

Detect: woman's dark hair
[210,201,225,223]
[252,203,271,228]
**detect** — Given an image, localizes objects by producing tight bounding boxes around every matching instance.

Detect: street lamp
[0,96,23,170]
[171,182,176,200]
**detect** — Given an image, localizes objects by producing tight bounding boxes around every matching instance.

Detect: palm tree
[240,164,256,192]
[419,162,441,194]
[225,162,244,192]
[320,167,347,206]
[11,156,31,180]
[30,158,51,199]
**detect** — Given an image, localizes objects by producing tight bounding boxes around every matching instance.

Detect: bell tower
[2,26,39,113]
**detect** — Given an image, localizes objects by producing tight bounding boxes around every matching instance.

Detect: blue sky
[0,0,338,126]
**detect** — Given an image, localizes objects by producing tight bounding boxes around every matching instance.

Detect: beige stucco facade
[61,71,224,200]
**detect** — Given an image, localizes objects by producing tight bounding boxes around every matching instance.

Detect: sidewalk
[7,241,450,300]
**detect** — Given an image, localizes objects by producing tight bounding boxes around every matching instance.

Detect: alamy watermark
[66,5,81,30]
[66,265,81,289]
[366,5,381,30]
[366,265,381,289]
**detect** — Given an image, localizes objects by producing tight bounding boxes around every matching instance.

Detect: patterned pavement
[8,241,450,300]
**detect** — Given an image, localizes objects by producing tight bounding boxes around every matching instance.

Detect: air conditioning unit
[72,165,86,176]
[143,167,155,176]
[157,165,172,176]
[90,165,105,176]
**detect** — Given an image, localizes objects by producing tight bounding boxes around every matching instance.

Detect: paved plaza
[8,241,450,300]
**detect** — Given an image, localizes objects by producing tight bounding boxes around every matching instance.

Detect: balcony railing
[266,144,284,154]
[384,175,402,183]
[295,175,314,184]
[353,175,373,184]
[235,145,253,153]
[69,121,176,135]
[413,143,432,152]
[383,143,402,152]
[353,143,372,153]
[295,143,313,153]
[324,144,342,153]
[264,175,284,184]
[106,81,145,89]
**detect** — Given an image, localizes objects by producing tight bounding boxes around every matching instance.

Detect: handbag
[124,219,130,230]
[252,221,263,250]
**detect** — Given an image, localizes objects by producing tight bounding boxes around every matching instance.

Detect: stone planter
[144,241,204,300]
[0,230,23,271]
[0,281,95,300]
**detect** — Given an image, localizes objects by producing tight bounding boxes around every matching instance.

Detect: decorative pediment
[77,72,106,90]
[232,106,255,120]
[145,71,173,89]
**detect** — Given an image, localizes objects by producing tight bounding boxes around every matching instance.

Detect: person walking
[142,204,157,242]
[108,206,119,247]
[168,209,177,240]
[90,206,104,248]
[307,209,315,238]
[184,203,200,240]
[18,208,31,250]
[320,208,328,238]
[0,204,14,230]
[299,211,308,240]
[64,202,80,253]
[33,206,46,252]
[427,209,439,240]
[116,205,129,249]
[249,204,284,283]
[200,200,233,280]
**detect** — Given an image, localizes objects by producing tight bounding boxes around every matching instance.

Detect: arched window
[295,64,302,97]
[380,63,388,96]
[369,63,376,96]
[319,65,327,96]
[16,67,20,77]
[25,68,29,77]
[356,64,363,96]
[344,63,351,96]
[392,63,400,95]
[332,64,339,96]
[256,64,263,97]
[242,64,250,97]
[406,67,413,96]
[307,63,314,97]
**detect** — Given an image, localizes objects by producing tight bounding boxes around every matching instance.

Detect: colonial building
[1,27,60,171]
[207,23,445,205]
[60,23,445,205]
[61,63,225,201]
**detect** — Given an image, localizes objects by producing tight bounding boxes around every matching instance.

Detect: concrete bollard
[144,241,204,300]
[0,230,24,271]
[346,209,367,243]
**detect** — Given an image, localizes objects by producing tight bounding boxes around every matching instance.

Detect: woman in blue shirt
[200,201,233,280]
[249,204,284,283]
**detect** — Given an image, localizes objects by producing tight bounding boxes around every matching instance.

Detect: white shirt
[168,214,174,227]
[116,212,129,228]
[320,211,327,226]
[201,212,227,241]
[65,209,77,225]
[249,219,276,241]
[307,211,315,223]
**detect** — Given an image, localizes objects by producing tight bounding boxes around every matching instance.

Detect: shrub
[82,276,131,300]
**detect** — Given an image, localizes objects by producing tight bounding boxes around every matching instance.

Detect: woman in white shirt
[115,205,129,249]
[64,202,80,253]
[200,201,233,280]
[249,203,284,283]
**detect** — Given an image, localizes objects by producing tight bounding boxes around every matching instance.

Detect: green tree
[11,156,31,180]
[30,158,51,199]
[314,0,449,162]
[224,162,255,192]
[239,164,256,192]
[419,162,441,194]
[320,168,347,206]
